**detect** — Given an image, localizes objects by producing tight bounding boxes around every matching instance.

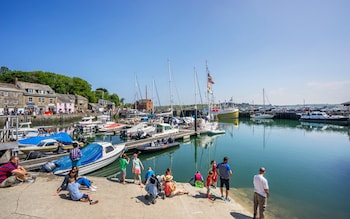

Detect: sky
[1,0,349,106]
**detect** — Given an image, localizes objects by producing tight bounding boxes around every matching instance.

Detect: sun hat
[165,175,173,182]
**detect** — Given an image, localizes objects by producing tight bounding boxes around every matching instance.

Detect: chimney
[14,77,18,86]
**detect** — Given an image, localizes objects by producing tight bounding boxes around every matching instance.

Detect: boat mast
[194,66,197,131]
[206,60,211,120]
[168,60,173,114]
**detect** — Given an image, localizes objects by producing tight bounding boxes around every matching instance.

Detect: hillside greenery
[0,66,125,106]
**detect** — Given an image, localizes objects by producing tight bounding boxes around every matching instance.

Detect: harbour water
[88,119,350,219]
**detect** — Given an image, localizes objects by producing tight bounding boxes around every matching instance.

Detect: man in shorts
[217,156,233,202]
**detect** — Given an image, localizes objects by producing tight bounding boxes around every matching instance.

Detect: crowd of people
[0,152,269,218]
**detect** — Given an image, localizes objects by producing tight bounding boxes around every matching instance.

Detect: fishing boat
[300,111,349,125]
[136,137,180,153]
[48,142,125,176]
[204,62,239,120]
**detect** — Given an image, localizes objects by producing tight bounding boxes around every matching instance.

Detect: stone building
[0,82,24,115]
[15,79,57,114]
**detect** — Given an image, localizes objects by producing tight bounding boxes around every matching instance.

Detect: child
[206,170,214,200]
[67,177,99,205]
[210,160,218,188]
[119,153,130,184]
[194,171,204,188]
[132,153,144,185]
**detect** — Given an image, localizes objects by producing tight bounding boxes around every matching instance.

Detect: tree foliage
[0,66,123,106]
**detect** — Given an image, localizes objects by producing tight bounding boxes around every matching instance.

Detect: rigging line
[194,67,204,106]
[153,80,161,106]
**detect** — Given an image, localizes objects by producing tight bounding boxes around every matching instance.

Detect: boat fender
[42,161,57,172]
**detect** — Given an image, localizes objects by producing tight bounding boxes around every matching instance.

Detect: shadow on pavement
[230,212,252,219]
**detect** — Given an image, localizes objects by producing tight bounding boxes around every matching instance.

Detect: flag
[207,73,215,84]
[207,84,212,93]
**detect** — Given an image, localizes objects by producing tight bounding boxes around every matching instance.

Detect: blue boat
[50,142,125,176]
[18,132,73,146]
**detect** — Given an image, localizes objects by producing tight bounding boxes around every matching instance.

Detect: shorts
[0,175,17,188]
[133,167,141,175]
[121,169,126,177]
[220,178,230,190]
[71,159,81,167]
[81,194,88,199]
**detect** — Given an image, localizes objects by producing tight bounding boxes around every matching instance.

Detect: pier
[20,129,199,171]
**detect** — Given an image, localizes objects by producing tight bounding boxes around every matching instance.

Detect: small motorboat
[47,141,125,175]
[136,137,180,153]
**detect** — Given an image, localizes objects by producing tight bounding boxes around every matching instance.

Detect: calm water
[88,119,350,219]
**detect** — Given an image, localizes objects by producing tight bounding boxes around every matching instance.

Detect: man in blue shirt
[144,167,155,184]
[217,156,233,202]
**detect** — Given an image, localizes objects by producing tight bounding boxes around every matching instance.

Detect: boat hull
[212,109,239,120]
[53,143,125,176]
[299,118,349,126]
[136,142,180,153]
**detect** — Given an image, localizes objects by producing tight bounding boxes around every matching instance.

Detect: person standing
[217,156,233,202]
[119,153,130,184]
[132,153,144,185]
[253,167,270,219]
[206,170,214,200]
[210,160,218,188]
[69,141,82,168]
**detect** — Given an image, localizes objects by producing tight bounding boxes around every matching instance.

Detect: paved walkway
[0,173,253,219]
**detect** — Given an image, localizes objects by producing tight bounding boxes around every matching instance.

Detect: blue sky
[1,0,349,106]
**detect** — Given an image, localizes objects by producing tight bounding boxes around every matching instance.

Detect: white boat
[300,111,348,125]
[251,113,274,120]
[120,122,156,139]
[199,118,226,135]
[11,122,39,139]
[51,142,125,176]
[250,88,274,119]
[78,116,101,127]
[153,123,179,137]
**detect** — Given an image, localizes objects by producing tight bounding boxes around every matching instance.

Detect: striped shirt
[69,147,82,161]
[0,162,17,183]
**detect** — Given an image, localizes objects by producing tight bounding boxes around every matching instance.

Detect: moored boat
[19,138,75,154]
[50,141,125,175]
[300,111,349,125]
[136,137,180,153]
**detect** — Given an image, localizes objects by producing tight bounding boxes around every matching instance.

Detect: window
[29,97,33,102]
[4,92,8,96]
[49,98,53,103]
[13,93,18,97]
[4,100,8,104]
[13,100,18,105]
[28,89,34,93]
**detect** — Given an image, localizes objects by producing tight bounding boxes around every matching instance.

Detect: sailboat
[250,88,274,119]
